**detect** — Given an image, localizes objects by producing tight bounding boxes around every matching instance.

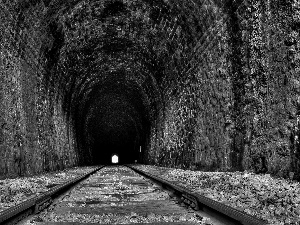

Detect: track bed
[19,166,208,225]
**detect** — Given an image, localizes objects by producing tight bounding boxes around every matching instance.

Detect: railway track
[0,165,268,225]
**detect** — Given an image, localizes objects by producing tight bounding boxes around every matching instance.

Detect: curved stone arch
[38,0,234,165]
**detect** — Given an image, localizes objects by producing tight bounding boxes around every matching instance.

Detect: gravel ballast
[0,166,98,212]
[133,165,300,225]
[23,166,213,225]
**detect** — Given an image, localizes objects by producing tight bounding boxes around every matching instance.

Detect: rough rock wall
[147,1,233,170]
[148,0,300,180]
[0,1,78,178]
[230,0,300,179]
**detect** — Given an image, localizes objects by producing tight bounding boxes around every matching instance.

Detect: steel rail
[127,165,268,225]
[0,166,105,225]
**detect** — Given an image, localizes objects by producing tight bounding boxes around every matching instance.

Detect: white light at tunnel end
[112,154,119,164]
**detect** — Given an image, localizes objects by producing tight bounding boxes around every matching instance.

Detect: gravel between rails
[132,165,300,225]
[0,167,98,212]
[19,166,215,225]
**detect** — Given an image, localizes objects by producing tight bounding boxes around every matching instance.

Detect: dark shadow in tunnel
[90,110,141,164]
[81,81,149,165]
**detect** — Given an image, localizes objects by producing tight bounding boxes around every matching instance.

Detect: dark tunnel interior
[43,0,171,165]
[84,85,148,164]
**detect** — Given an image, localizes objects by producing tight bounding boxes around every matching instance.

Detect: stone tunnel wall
[0,1,78,178]
[147,0,232,170]
[147,0,300,180]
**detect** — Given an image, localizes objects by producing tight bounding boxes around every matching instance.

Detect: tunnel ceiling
[38,0,225,164]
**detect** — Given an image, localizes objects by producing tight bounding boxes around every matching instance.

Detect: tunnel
[84,85,147,164]
[44,0,165,165]
[1,0,300,179]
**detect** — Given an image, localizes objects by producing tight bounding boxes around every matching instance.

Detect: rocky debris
[134,165,300,225]
[0,166,97,211]
[23,166,214,224]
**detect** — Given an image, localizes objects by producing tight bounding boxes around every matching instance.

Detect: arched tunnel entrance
[1,0,300,179]
[43,0,168,165]
[111,154,119,164]
[41,0,235,166]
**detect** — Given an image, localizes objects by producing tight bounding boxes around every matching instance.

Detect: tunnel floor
[0,165,299,225]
